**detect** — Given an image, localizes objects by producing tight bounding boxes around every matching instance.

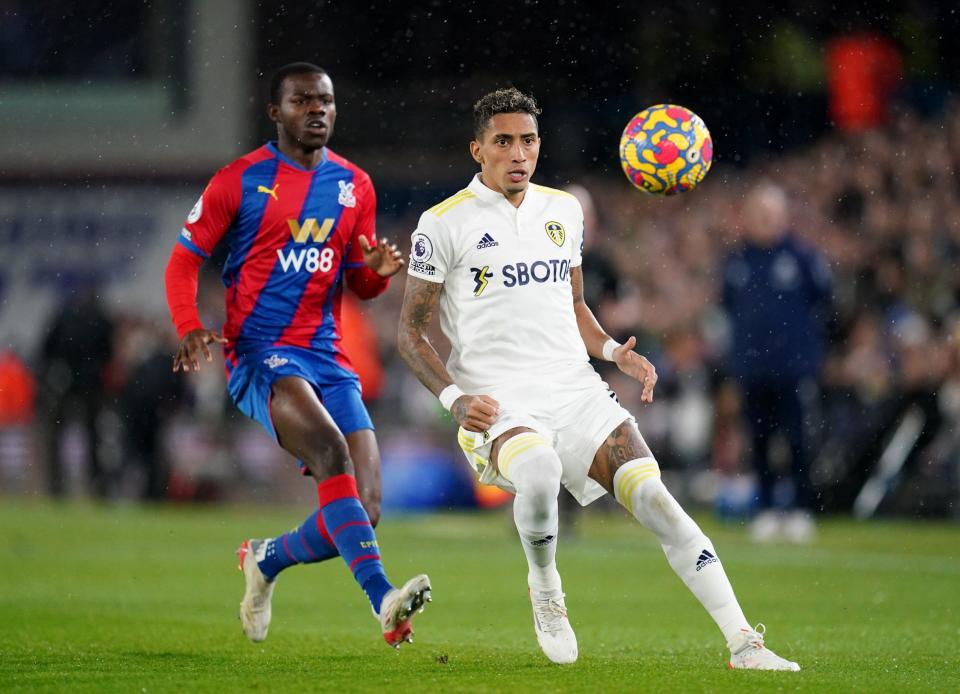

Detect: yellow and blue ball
[619,104,713,195]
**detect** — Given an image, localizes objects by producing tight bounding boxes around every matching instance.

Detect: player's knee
[508,445,562,516]
[528,458,562,500]
[302,434,352,478]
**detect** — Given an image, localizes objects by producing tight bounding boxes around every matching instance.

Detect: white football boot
[783,510,816,544]
[749,510,782,543]
[530,590,578,664]
[728,624,800,671]
[237,539,275,642]
[379,574,432,648]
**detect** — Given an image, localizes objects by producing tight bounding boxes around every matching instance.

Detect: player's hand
[359,235,404,277]
[451,394,500,433]
[172,328,228,373]
[612,336,658,403]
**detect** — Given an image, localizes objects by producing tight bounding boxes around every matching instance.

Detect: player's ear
[267,103,280,123]
[469,140,482,165]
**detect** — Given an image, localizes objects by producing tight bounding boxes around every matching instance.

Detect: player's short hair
[473,87,541,139]
[269,62,327,104]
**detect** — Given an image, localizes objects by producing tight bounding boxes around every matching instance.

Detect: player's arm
[571,265,657,403]
[397,276,498,432]
[165,249,227,373]
[165,171,236,373]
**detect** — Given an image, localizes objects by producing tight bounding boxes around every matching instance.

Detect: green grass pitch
[2,500,957,692]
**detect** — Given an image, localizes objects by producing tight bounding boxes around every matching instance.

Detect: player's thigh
[269,376,350,475]
[345,428,382,522]
[587,418,654,494]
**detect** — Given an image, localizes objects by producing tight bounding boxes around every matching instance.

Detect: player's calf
[613,458,754,645]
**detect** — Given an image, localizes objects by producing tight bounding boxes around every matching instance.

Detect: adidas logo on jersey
[695,549,719,572]
[476,233,498,249]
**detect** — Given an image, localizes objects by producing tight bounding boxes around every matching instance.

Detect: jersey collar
[469,173,513,203]
[267,141,328,171]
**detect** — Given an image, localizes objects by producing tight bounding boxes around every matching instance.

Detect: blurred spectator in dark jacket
[38,289,115,498]
[722,182,832,543]
[118,323,187,500]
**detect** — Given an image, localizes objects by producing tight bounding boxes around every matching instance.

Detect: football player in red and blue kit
[164,62,430,648]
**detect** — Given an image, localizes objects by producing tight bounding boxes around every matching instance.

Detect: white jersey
[408,174,591,393]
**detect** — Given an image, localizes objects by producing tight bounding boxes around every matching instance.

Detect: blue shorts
[226,345,373,448]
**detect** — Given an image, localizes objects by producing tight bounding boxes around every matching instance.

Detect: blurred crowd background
[1,0,958,526]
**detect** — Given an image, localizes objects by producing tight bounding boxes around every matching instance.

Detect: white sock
[499,432,563,594]
[614,457,750,645]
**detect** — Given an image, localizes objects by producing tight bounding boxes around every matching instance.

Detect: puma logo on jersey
[257,183,279,200]
[470,265,494,296]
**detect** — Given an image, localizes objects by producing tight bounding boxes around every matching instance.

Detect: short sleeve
[177,166,240,259]
[345,173,377,268]
[570,199,585,268]
[407,211,451,283]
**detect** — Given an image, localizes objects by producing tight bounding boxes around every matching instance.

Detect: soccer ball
[619,104,713,195]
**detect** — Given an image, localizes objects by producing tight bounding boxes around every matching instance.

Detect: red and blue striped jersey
[175,142,386,362]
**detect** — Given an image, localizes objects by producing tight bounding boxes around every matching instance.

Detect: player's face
[471,113,540,198]
[269,72,336,150]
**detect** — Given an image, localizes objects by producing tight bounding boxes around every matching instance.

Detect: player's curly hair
[269,62,327,104]
[473,87,541,139]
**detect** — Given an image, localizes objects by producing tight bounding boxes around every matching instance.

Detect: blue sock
[257,509,340,581]
[318,474,393,614]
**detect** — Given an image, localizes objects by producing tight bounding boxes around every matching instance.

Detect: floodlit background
[1,0,959,519]
[2,2,960,691]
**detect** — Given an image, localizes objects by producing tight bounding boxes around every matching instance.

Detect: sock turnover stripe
[500,438,543,465]
[621,471,661,512]
[614,464,661,513]
[499,433,548,458]
[617,465,661,496]
[614,463,660,497]
[498,434,549,478]
[317,474,361,506]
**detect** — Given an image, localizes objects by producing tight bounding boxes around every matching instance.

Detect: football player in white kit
[397,87,799,671]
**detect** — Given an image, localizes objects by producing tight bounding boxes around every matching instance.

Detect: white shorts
[456,365,634,506]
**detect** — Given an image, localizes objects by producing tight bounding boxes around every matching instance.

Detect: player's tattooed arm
[398,276,499,431]
[398,276,452,396]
